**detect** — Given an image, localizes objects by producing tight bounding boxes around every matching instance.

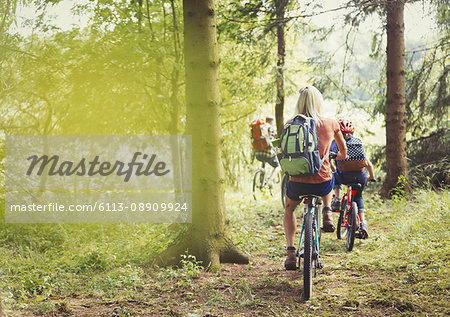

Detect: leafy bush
[409,157,450,189]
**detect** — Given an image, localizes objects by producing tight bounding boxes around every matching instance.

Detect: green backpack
[278,115,327,177]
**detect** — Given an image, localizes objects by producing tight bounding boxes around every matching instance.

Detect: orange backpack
[250,118,270,150]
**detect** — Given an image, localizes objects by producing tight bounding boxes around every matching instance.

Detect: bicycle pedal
[317,262,323,269]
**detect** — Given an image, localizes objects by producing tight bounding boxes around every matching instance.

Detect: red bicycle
[334,182,362,251]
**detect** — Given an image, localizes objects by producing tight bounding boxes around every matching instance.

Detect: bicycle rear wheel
[337,199,347,240]
[281,173,288,208]
[303,212,313,300]
[346,202,358,251]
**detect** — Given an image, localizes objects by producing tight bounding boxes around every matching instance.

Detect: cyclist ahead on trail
[282,85,347,270]
[250,116,280,181]
[330,119,375,238]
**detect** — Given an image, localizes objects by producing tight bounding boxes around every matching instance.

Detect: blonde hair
[295,85,324,126]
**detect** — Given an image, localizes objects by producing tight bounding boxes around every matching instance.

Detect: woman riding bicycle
[284,85,347,270]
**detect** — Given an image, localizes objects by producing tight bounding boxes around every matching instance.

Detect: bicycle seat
[298,194,322,200]
[298,194,322,204]
[347,183,362,191]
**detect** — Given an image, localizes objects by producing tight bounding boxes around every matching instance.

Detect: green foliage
[361,190,449,287]
[363,1,450,137]
[233,278,258,307]
[217,0,311,187]
[405,39,449,136]
[370,128,450,190]
[391,175,407,199]
[77,251,110,273]
[409,157,450,189]
[156,252,203,288]
[0,223,65,251]
[0,182,449,315]
[1,0,184,135]
[178,253,203,281]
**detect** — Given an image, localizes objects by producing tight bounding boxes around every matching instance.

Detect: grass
[0,182,449,316]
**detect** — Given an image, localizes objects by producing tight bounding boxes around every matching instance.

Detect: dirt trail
[54,225,447,317]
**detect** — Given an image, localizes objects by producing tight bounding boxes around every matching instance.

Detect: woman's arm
[366,159,375,181]
[334,130,347,161]
[330,159,337,172]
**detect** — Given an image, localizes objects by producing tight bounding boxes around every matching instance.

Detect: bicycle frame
[297,197,320,260]
[340,186,360,228]
[253,162,277,186]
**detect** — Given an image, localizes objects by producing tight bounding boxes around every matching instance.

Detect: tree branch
[220,1,386,25]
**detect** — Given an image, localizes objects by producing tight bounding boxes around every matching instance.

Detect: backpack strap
[319,151,329,165]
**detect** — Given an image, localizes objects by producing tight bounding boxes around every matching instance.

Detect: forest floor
[1,185,449,316]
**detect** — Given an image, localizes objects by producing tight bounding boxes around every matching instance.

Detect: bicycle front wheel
[337,199,347,240]
[252,169,264,200]
[314,204,322,246]
[346,202,358,251]
[303,212,313,300]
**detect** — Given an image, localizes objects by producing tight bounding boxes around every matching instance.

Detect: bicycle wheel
[337,199,347,240]
[252,169,265,200]
[346,202,358,251]
[314,204,322,245]
[281,173,288,208]
[303,212,313,300]
[313,204,321,278]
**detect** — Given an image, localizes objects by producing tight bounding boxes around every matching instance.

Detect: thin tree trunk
[381,0,410,197]
[275,0,288,136]
[169,0,181,136]
[155,0,248,270]
[169,0,184,198]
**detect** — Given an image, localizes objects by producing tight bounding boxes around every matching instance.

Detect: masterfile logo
[26,152,170,182]
[5,135,192,223]
[6,135,191,192]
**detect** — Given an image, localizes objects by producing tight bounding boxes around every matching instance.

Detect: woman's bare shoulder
[320,117,339,130]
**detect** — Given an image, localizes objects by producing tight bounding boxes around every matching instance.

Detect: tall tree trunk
[274,0,288,136]
[381,0,410,197]
[169,0,183,188]
[155,0,248,270]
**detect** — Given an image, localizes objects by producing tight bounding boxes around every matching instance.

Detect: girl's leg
[332,172,343,210]
[355,172,368,237]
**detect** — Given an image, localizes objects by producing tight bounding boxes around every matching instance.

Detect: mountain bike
[334,182,361,251]
[335,180,375,251]
[296,194,323,300]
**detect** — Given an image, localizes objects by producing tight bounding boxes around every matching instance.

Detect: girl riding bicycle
[283,86,347,270]
[330,119,375,238]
